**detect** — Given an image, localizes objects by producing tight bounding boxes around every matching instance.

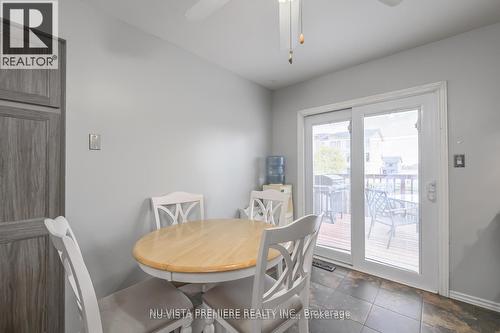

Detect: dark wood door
[0,41,65,333]
[0,67,60,107]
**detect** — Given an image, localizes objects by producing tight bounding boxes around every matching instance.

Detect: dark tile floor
[289,266,500,333]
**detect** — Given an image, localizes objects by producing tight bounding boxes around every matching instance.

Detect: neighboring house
[364,129,384,174]
[314,128,384,174]
[382,156,403,175]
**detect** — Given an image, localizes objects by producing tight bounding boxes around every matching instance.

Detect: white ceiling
[83,0,500,89]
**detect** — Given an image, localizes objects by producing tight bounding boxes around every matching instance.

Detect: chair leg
[277,260,283,277]
[180,322,192,333]
[387,226,395,249]
[203,319,214,333]
[368,218,375,238]
[297,281,310,332]
[200,302,215,333]
[298,313,309,333]
[325,212,333,224]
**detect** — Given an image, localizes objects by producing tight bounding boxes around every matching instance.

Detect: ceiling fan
[185,0,403,63]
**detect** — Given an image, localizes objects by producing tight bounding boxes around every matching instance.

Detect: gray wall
[272,23,500,304]
[60,0,271,330]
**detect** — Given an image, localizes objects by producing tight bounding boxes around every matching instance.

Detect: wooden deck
[317,214,419,272]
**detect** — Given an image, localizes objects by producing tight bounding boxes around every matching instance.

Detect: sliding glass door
[363,110,420,272]
[305,93,439,291]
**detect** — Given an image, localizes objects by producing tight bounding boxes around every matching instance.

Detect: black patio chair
[365,188,418,248]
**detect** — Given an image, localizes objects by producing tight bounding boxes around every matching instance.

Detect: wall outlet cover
[89,134,101,150]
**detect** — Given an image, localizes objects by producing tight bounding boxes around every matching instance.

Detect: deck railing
[313,173,418,217]
[364,173,418,195]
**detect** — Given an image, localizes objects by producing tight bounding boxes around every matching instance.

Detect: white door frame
[296,81,449,296]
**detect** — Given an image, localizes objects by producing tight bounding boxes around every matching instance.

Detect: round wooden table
[133,219,281,283]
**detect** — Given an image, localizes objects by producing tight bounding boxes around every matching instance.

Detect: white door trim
[296,81,449,296]
[304,110,353,264]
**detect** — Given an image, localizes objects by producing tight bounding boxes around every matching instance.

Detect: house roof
[382,156,403,163]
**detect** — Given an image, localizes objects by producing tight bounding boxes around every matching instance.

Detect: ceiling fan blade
[185,0,232,21]
[378,0,403,6]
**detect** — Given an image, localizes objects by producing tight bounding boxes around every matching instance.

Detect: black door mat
[312,258,336,272]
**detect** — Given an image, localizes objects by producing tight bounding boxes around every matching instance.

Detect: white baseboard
[449,290,500,313]
[313,254,500,314]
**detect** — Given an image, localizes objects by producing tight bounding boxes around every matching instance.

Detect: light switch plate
[89,134,101,150]
[454,154,465,168]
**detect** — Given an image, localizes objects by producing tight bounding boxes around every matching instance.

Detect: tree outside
[314,146,347,175]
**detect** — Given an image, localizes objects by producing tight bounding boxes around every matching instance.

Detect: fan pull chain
[299,0,304,44]
[288,0,293,64]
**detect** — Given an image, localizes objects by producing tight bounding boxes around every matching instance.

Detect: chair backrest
[365,188,390,216]
[61,235,103,333]
[44,216,82,254]
[251,215,322,331]
[249,189,289,226]
[44,218,103,333]
[44,217,84,311]
[151,192,205,230]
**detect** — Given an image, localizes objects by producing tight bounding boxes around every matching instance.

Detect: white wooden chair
[151,192,205,230]
[44,216,85,311]
[249,189,289,226]
[44,217,193,333]
[202,214,323,333]
[249,189,291,276]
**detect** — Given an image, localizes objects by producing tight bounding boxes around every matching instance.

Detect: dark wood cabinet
[0,40,65,333]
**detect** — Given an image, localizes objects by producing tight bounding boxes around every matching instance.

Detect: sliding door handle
[426,181,437,202]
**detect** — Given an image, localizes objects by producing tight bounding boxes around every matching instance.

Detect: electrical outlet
[89,134,101,150]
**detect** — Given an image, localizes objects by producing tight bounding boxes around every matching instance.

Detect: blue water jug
[266,156,285,184]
